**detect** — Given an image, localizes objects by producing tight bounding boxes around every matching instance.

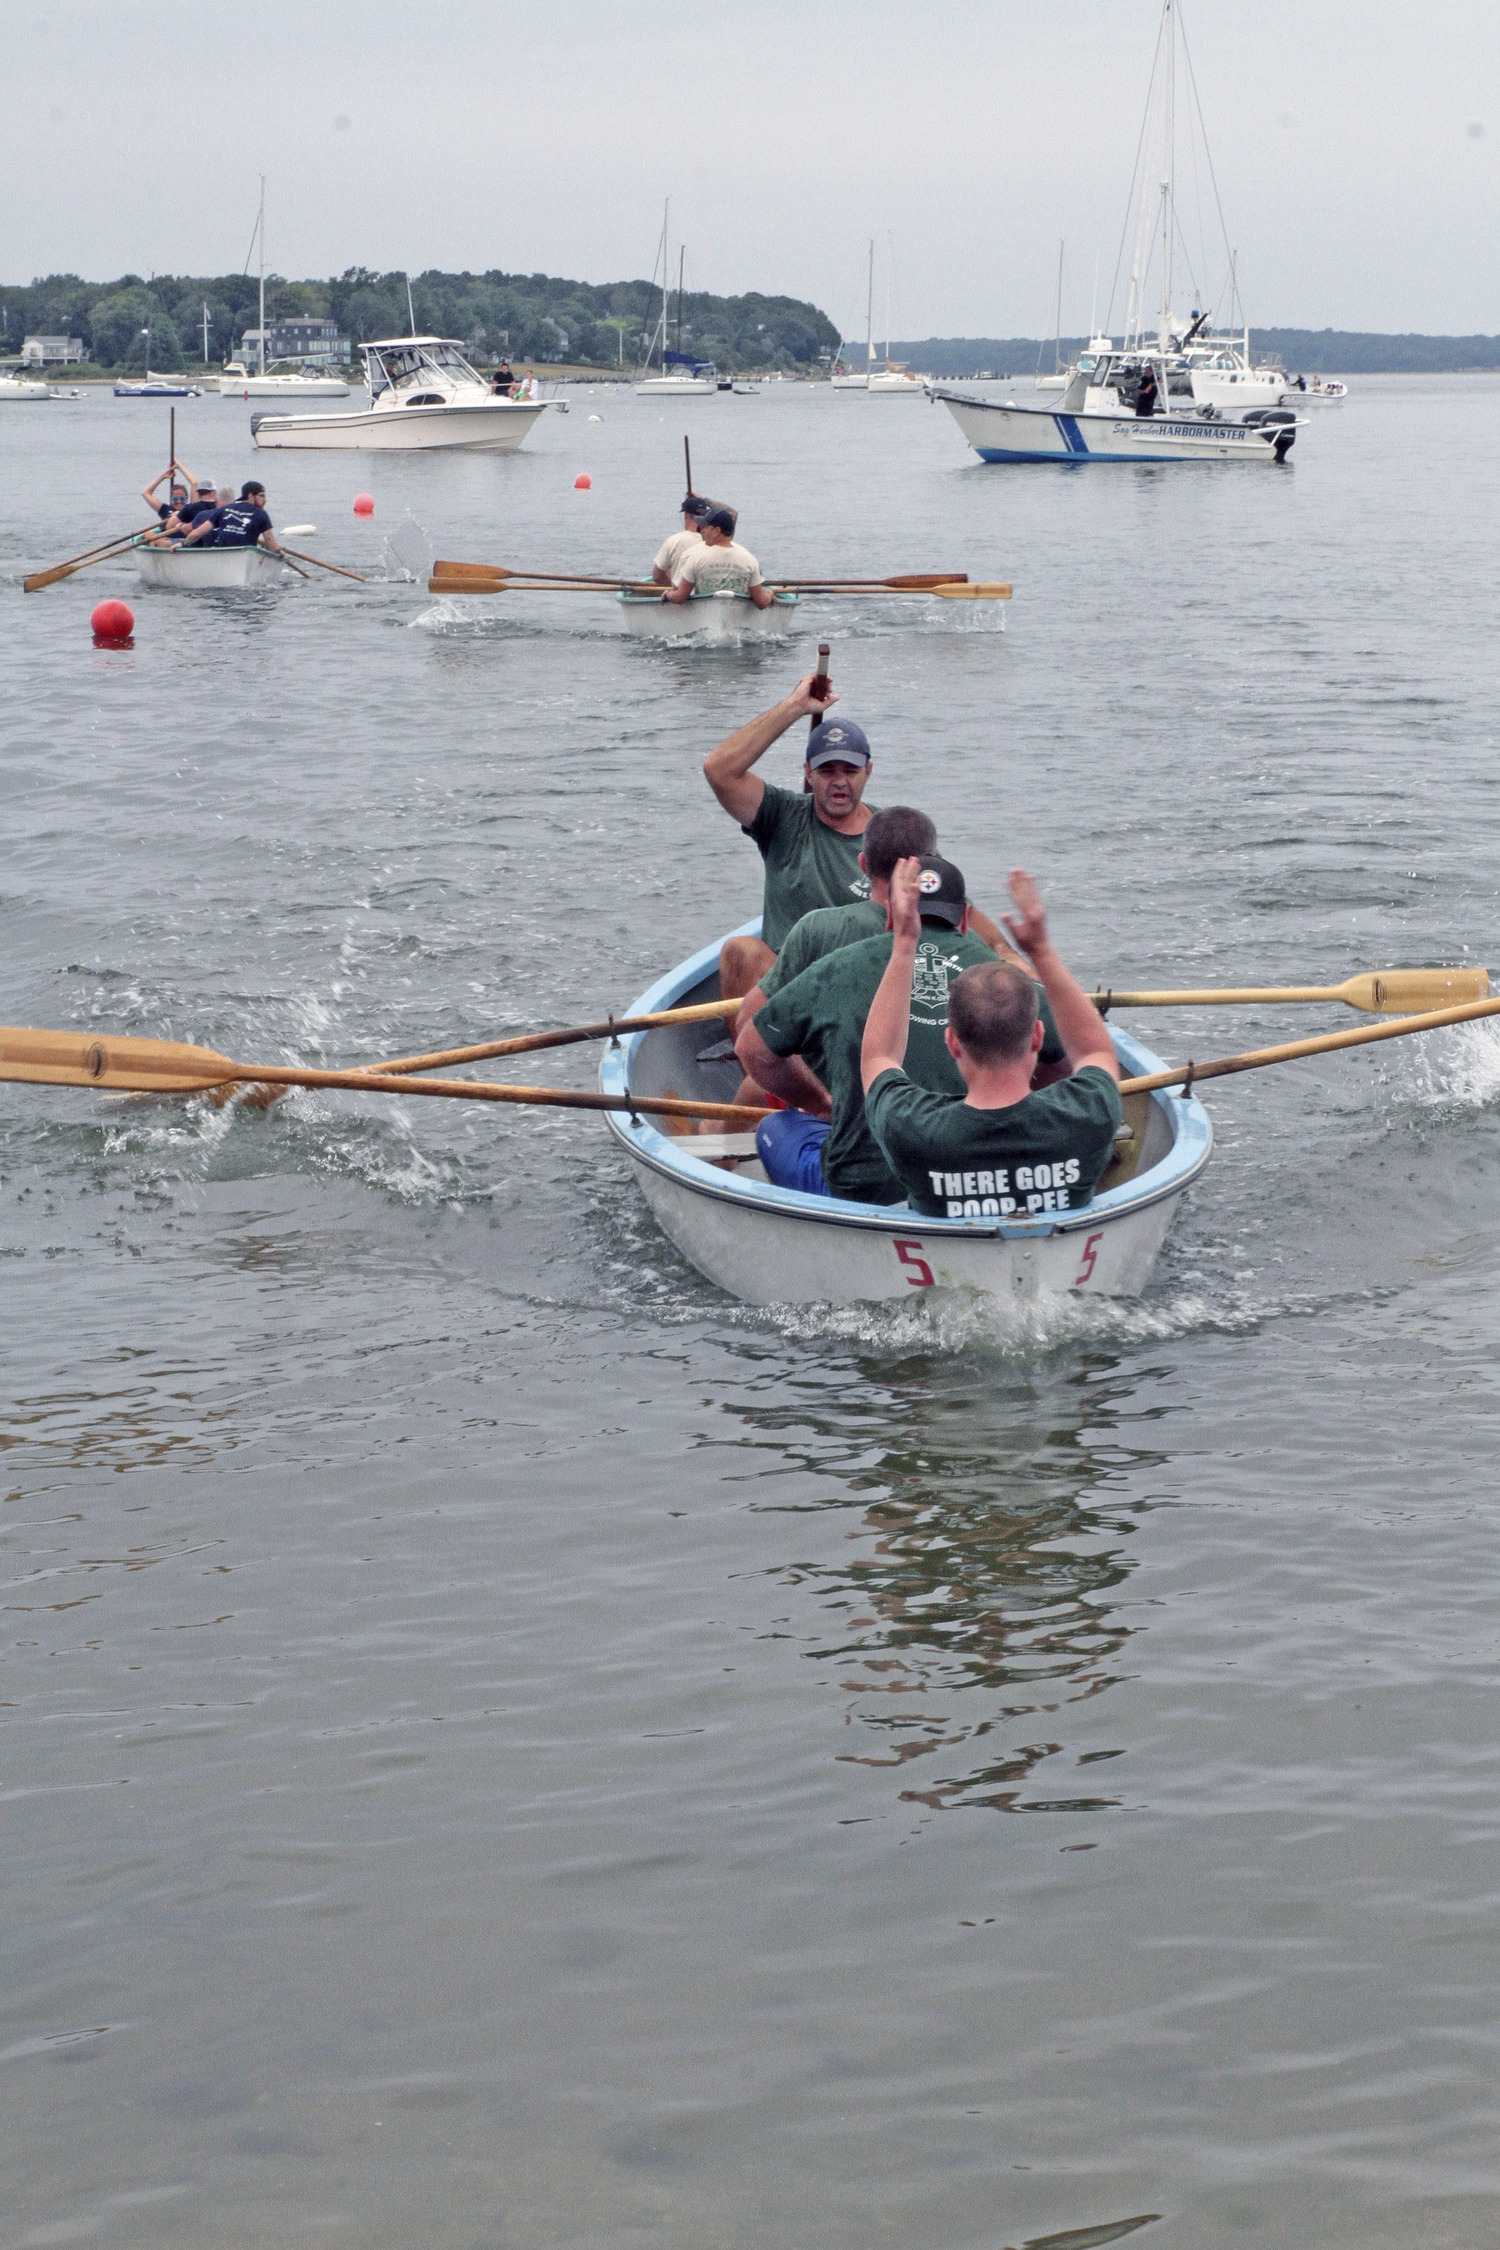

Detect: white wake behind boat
[251,337,548,451]
[135,545,287,590]
[616,590,799,638]
[600,928,1212,1305]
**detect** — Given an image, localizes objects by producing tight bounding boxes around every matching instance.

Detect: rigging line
[1104,0,1170,335]
[1178,11,1237,307]
[240,201,261,280]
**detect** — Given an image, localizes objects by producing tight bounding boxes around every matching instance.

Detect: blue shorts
[756,1108,831,1196]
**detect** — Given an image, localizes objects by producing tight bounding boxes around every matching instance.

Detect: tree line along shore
[0,266,840,377]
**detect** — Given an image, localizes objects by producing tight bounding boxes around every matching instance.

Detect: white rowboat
[616,590,799,638]
[601,928,1212,1305]
[135,545,287,590]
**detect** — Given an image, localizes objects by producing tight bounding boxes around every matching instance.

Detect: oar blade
[933,582,1013,600]
[1342,967,1490,1013]
[0,1027,237,1093]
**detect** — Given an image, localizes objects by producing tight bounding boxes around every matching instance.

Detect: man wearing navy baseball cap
[703,668,878,1003]
[651,494,712,587]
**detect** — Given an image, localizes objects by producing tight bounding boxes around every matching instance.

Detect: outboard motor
[1242,406,1298,461]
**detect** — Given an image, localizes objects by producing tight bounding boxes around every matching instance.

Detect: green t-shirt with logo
[865,1062,1123,1219]
[754,925,1066,1203]
[759,900,888,1000]
[742,783,876,952]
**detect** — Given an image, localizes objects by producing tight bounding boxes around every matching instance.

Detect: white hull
[633,376,717,397]
[135,546,286,590]
[218,374,350,397]
[831,374,870,390]
[251,399,546,451]
[0,378,52,400]
[601,931,1212,1306]
[616,590,798,638]
[937,390,1297,464]
[865,373,924,395]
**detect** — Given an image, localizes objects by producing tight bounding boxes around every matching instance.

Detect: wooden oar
[280,546,368,583]
[1095,968,1490,1015]
[274,551,311,580]
[1118,995,1500,1099]
[24,527,157,594]
[366,998,740,1079]
[0,1026,768,1123]
[771,574,968,589]
[432,561,969,592]
[427,585,661,603]
[792,583,1012,600]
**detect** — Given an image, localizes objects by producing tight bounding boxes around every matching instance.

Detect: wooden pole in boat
[684,435,693,494]
[169,406,175,483]
[809,643,831,733]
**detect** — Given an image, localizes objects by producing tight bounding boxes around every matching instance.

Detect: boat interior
[625,968,1170,1195]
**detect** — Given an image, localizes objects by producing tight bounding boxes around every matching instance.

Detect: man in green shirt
[861,861,1122,1221]
[738,857,1067,1203]
[703,671,878,1001]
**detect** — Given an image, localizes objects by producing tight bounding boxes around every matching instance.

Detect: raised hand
[999,867,1049,959]
[786,672,839,718]
[888,855,925,946]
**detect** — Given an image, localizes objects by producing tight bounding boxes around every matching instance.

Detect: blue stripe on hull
[973,446,1203,463]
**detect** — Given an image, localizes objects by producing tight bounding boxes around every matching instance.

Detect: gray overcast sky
[6,1,1496,337]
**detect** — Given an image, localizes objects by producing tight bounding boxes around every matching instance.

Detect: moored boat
[251,337,548,451]
[935,377,1299,465]
[135,545,287,590]
[616,590,799,638]
[600,928,1212,1305]
[114,373,202,398]
[0,373,53,401]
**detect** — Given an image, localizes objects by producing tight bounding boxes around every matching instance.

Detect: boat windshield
[366,341,480,397]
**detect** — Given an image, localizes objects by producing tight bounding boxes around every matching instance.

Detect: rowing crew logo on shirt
[929,1157,1085,1219]
[911,940,963,1017]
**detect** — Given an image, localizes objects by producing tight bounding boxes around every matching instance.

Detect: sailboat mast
[1054,240,1065,372]
[865,239,874,369]
[1159,0,1174,347]
[258,175,266,376]
[677,246,684,357]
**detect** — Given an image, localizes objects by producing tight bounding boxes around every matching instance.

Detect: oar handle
[809,643,831,737]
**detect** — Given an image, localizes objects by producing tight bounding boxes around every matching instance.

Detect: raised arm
[999,870,1120,1081]
[860,857,923,1091]
[702,673,839,826]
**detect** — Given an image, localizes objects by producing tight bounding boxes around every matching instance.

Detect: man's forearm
[1026,940,1117,1073]
[705,694,799,781]
[860,935,916,1090]
[735,1029,831,1116]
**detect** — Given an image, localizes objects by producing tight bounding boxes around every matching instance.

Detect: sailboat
[932,0,1301,463]
[834,238,922,395]
[634,205,717,396]
[214,181,350,398]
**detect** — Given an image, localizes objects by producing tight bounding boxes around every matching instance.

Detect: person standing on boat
[859,861,1121,1220]
[652,494,711,586]
[703,673,877,1001]
[180,481,284,556]
[665,506,776,610]
[736,857,1066,1203]
[1134,362,1159,416]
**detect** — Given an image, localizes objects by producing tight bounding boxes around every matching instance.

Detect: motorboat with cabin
[250,338,549,451]
[601,925,1212,1305]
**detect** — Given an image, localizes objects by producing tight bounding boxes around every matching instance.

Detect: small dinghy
[616,589,799,638]
[135,545,287,591]
[600,927,1213,1305]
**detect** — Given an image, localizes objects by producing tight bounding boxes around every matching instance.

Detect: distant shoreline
[889,331,1500,378]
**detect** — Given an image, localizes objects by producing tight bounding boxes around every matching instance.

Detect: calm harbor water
[4,376,1500,2249]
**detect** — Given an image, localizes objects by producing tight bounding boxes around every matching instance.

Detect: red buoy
[353,492,375,516]
[574,473,592,491]
[91,598,135,646]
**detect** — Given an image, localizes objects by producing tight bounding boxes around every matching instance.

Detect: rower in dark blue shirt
[180,480,284,554]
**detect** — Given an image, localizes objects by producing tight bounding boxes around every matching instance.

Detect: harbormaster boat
[601,926,1211,1305]
[250,338,549,451]
[939,0,1301,466]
